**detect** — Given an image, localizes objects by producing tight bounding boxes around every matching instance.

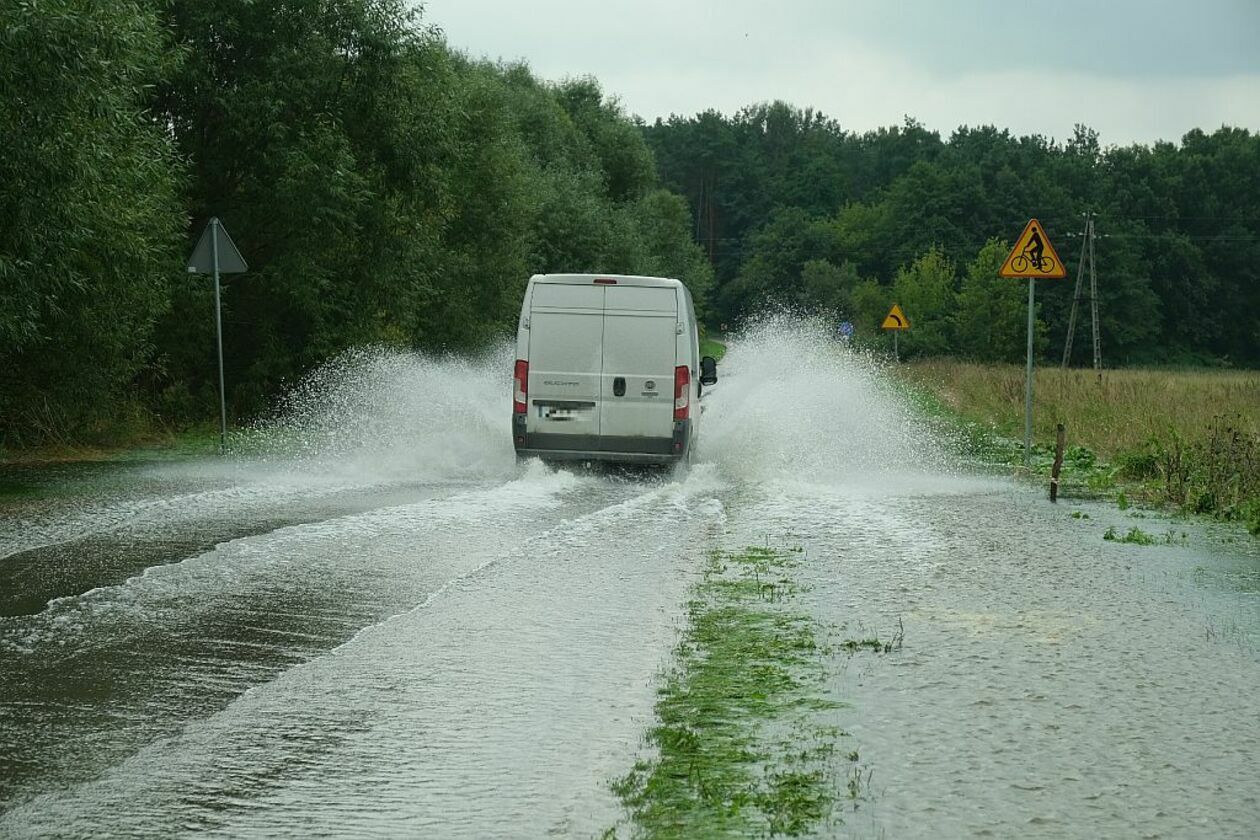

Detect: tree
[955,239,1046,362]
[800,259,860,318]
[890,247,958,358]
[720,208,837,319]
[0,0,183,445]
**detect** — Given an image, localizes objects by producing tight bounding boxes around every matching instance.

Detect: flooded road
[2,328,1258,837]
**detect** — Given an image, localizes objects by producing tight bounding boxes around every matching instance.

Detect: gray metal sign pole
[211,219,227,454]
[186,216,247,456]
[1024,277,1035,466]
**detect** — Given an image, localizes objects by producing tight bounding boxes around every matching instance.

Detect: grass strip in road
[610,546,842,838]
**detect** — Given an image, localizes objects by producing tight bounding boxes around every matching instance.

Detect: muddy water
[2,326,1258,837]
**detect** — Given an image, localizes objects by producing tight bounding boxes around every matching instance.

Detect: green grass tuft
[612,546,842,837]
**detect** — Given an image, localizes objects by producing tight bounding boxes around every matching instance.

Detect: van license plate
[541,407,575,420]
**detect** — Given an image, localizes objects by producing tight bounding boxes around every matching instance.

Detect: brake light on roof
[674,365,690,420]
[593,278,618,285]
[513,360,528,413]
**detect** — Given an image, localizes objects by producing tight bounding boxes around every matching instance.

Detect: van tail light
[674,365,690,420]
[513,360,528,413]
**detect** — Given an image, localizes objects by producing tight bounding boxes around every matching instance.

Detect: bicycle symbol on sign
[1009,227,1056,275]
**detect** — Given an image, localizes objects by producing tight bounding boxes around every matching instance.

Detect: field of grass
[900,361,1260,533]
[902,361,1259,458]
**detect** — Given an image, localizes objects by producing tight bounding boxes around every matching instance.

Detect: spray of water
[238,344,517,484]
[239,317,961,493]
[697,314,956,491]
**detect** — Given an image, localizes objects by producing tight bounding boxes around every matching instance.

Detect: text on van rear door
[526,284,603,438]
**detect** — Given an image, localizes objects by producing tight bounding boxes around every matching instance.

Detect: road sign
[186,217,248,456]
[187,217,248,275]
[999,218,1064,466]
[881,304,910,330]
[999,218,1066,279]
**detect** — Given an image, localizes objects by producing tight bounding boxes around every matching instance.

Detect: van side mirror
[699,355,718,386]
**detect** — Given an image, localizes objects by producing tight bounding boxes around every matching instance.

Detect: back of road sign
[187,218,248,275]
[881,304,910,330]
[999,218,1066,279]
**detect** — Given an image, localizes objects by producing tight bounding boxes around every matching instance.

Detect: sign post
[1024,276,1035,463]
[187,218,248,454]
[881,303,910,362]
[999,218,1066,466]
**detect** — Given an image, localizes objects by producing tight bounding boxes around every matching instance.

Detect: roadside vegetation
[5,1,1258,457]
[900,361,1260,535]
[699,337,727,362]
[1,0,713,452]
[611,546,846,837]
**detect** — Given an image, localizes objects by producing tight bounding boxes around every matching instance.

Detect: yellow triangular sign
[881,303,910,330]
[999,218,1066,278]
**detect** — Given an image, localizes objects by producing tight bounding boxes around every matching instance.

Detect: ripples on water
[2,320,1258,838]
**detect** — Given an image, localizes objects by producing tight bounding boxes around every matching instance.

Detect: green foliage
[1103,526,1157,545]
[613,546,841,837]
[890,247,957,357]
[799,259,860,320]
[5,3,1260,448]
[699,338,727,362]
[648,112,1260,369]
[1,1,712,446]
[0,0,184,445]
[904,360,1259,535]
[720,208,838,316]
[955,239,1047,362]
[848,279,890,336]
[1150,417,1260,526]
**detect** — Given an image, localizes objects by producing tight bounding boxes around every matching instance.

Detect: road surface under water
[2,324,1257,838]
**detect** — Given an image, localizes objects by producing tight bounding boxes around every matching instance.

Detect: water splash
[698,314,955,491]
[230,319,953,491]
[238,344,517,484]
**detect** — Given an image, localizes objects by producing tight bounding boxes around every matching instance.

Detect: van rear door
[526,283,602,439]
[600,285,678,439]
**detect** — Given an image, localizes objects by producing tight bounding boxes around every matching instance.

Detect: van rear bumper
[512,418,690,464]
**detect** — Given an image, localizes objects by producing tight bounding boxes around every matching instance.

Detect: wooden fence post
[1050,423,1066,503]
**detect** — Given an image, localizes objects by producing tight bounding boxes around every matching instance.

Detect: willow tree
[0,0,183,445]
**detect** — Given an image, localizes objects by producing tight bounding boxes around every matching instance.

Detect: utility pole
[1088,214,1101,376]
[1062,212,1102,375]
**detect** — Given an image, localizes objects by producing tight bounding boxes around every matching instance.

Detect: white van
[512,273,717,465]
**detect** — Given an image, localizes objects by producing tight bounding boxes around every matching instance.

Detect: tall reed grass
[902,361,1260,532]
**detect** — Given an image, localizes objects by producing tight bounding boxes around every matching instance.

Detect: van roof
[530,273,683,289]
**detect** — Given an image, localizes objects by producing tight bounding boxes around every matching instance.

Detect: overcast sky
[421,0,1260,146]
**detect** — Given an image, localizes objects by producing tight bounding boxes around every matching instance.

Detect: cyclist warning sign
[881,303,910,330]
[999,218,1067,279]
